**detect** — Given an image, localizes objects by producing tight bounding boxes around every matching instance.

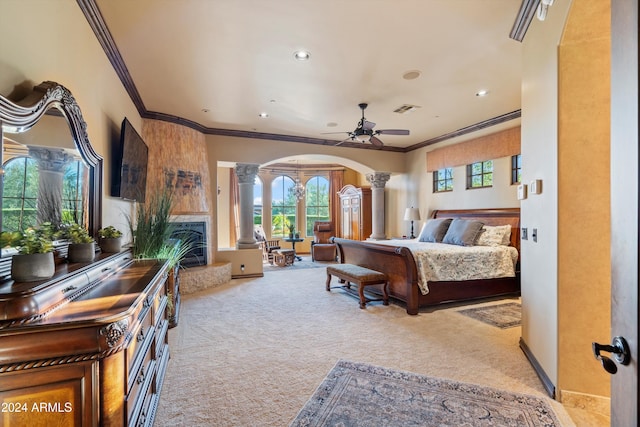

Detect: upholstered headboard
[431,208,521,255]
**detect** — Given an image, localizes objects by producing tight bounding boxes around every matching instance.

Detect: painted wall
[520,0,570,393]
[557,0,611,403]
[0,0,139,241]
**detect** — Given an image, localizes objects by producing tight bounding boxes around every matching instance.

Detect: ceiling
[90,0,523,152]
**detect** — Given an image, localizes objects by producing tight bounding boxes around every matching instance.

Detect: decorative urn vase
[100,237,122,253]
[11,252,55,282]
[68,242,96,263]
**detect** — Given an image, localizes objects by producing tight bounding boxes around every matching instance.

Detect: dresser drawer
[126,352,155,425]
[126,307,154,391]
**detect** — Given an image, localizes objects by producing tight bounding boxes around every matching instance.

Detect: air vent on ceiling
[393,104,421,114]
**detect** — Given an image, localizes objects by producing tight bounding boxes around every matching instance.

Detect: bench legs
[326,272,389,309]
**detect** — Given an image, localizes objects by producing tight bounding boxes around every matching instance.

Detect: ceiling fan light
[355,134,370,143]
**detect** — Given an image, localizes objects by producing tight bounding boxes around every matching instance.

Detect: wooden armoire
[338,185,372,240]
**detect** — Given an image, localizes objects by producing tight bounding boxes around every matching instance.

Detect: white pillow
[476,225,512,246]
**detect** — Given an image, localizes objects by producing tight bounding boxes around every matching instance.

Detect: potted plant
[62,223,96,263]
[2,227,55,282]
[98,226,123,253]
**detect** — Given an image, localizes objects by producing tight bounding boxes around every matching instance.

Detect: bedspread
[374,240,518,294]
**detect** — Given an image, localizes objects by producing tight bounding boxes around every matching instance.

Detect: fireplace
[170,221,207,268]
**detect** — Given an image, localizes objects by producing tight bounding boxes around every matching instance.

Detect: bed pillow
[417,218,453,243]
[442,219,485,246]
[476,225,512,247]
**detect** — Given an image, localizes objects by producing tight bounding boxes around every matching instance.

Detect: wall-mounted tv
[111,118,148,202]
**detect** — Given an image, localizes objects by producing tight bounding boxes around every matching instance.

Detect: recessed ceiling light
[201,108,210,113]
[293,50,310,61]
[476,89,489,97]
[402,70,421,80]
[326,122,338,127]
[258,112,269,118]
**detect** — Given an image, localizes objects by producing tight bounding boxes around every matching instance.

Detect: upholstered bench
[326,264,389,309]
[273,249,295,267]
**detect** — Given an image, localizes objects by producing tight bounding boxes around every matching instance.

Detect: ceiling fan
[325,103,410,147]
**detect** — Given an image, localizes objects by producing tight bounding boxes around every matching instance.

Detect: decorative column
[29,147,73,226]
[365,172,391,240]
[235,163,260,249]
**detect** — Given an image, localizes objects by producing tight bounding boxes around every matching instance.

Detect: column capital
[235,163,260,184]
[365,172,391,189]
[29,147,74,172]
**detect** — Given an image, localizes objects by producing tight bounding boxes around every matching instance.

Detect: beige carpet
[154,267,577,426]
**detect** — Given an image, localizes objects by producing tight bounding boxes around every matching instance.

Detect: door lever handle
[592,336,631,374]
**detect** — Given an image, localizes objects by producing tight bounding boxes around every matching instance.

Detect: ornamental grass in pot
[2,228,55,282]
[98,226,123,253]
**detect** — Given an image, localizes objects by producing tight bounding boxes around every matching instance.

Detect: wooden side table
[273,249,295,267]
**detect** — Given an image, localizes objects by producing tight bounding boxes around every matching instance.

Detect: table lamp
[404,207,421,239]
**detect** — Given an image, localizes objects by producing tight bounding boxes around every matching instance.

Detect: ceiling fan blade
[335,136,355,146]
[376,129,410,135]
[321,131,351,135]
[370,135,384,147]
[363,120,376,130]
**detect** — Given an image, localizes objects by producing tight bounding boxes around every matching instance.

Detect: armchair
[311,221,337,262]
[255,226,280,264]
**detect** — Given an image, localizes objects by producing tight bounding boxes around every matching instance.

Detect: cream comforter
[373,239,518,295]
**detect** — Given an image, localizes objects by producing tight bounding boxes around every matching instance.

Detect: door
[608,0,638,424]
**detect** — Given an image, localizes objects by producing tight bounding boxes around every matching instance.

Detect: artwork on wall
[163,167,207,213]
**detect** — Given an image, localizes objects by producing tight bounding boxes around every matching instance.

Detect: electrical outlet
[240,264,245,272]
[521,228,528,240]
[532,229,537,242]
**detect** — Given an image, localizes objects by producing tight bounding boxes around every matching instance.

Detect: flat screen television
[111,118,148,202]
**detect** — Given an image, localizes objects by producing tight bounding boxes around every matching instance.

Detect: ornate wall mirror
[0,81,103,255]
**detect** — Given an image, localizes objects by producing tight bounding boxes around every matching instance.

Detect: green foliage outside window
[305,176,330,236]
[433,168,453,193]
[467,160,493,189]
[271,175,297,237]
[2,157,86,232]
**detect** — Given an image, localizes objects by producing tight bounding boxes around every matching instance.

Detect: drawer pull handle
[137,327,145,342]
[136,365,146,385]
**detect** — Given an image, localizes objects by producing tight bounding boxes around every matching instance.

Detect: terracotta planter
[11,252,55,282]
[68,242,96,263]
[100,237,122,253]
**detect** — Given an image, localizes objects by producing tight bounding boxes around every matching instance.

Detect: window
[2,157,38,231]
[305,176,330,236]
[253,176,263,227]
[511,154,522,184]
[466,160,493,189]
[271,175,296,238]
[433,168,453,193]
[62,160,87,225]
[2,157,86,231]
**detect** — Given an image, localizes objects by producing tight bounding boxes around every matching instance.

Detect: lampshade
[404,207,421,221]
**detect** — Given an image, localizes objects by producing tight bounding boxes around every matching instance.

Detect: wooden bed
[331,208,520,315]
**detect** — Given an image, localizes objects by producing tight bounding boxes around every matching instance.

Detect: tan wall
[0,0,139,241]
[558,0,611,400]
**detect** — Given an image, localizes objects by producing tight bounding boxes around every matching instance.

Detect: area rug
[457,302,521,329]
[290,360,560,427]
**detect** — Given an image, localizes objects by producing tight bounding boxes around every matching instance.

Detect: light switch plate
[517,184,527,200]
[530,179,542,194]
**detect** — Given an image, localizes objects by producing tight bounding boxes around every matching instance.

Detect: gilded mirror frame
[0,81,103,238]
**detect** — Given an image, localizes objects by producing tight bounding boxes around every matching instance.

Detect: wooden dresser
[338,185,372,240]
[0,250,173,426]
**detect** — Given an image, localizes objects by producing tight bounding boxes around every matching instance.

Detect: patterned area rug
[290,360,560,427]
[457,302,522,329]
